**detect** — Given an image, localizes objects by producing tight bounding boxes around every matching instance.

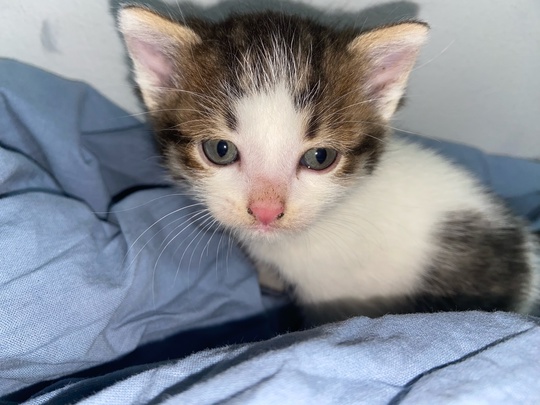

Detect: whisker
[188,218,221,276]
[313,87,360,116]
[160,118,214,130]
[93,193,200,215]
[213,226,227,279]
[176,215,216,272]
[152,211,213,305]
[321,97,387,120]
[157,209,211,252]
[122,203,206,272]
[147,211,211,305]
[156,211,212,273]
[387,125,440,140]
[412,40,455,72]
[173,214,216,285]
[334,119,440,142]
[207,223,228,279]
[153,87,218,102]
[226,232,234,278]
[199,220,224,269]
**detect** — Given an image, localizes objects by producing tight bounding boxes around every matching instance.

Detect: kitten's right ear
[348,22,428,121]
[118,6,201,109]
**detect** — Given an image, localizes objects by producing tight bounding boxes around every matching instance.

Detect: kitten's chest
[245,188,437,304]
[242,139,494,306]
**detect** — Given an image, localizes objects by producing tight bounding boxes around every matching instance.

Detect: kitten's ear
[349,22,428,120]
[118,6,201,109]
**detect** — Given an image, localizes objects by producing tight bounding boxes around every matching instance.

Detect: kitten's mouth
[244,213,308,238]
[251,223,280,234]
[244,223,287,240]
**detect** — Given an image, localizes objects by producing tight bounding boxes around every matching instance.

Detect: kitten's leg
[414,210,537,314]
[256,262,286,294]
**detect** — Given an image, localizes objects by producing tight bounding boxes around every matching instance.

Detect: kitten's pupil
[315,149,327,164]
[217,140,228,157]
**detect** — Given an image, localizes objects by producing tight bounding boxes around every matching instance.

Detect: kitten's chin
[236,224,293,243]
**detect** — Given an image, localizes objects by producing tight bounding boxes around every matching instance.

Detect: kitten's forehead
[233,81,308,176]
[199,12,338,100]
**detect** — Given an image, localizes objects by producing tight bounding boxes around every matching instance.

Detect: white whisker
[173,214,216,285]
[185,219,221,283]
[157,209,210,251]
[152,211,213,305]
[122,203,206,273]
[93,193,198,215]
[412,40,455,72]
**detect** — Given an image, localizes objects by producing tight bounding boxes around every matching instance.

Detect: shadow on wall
[108,0,420,29]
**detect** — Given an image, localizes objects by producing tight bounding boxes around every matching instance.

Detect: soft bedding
[21,312,540,404]
[1,59,539,404]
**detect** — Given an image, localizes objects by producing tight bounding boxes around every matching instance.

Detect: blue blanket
[23,312,540,404]
[1,59,539,403]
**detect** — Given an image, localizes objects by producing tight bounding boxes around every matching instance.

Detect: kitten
[118,6,540,322]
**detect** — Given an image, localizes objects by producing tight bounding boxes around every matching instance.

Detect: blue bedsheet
[23,312,540,404]
[1,59,539,403]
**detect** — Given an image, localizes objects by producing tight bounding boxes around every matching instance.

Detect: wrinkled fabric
[24,312,540,404]
[0,59,265,395]
[0,59,539,402]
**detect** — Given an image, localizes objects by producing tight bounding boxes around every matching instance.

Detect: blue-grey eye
[300,148,338,170]
[202,139,238,165]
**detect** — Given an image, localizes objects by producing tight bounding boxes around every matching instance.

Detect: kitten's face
[119,8,427,241]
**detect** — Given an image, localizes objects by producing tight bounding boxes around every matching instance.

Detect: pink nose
[248,201,284,226]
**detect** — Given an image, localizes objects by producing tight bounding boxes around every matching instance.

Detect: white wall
[1,0,538,158]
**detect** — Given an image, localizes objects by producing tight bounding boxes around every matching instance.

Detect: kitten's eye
[202,139,239,165]
[300,148,338,171]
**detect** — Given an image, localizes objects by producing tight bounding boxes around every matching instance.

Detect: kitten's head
[119,7,427,241]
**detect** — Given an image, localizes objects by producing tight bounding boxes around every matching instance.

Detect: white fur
[245,137,503,304]
[179,77,540,318]
[192,82,540,311]
[194,82,349,237]
[522,234,540,314]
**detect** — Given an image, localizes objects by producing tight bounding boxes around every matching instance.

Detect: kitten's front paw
[256,263,286,295]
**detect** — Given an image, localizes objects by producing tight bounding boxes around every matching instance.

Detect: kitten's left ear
[349,22,429,121]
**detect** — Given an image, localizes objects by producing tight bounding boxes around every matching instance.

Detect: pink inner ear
[127,36,173,88]
[366,46,416,97]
